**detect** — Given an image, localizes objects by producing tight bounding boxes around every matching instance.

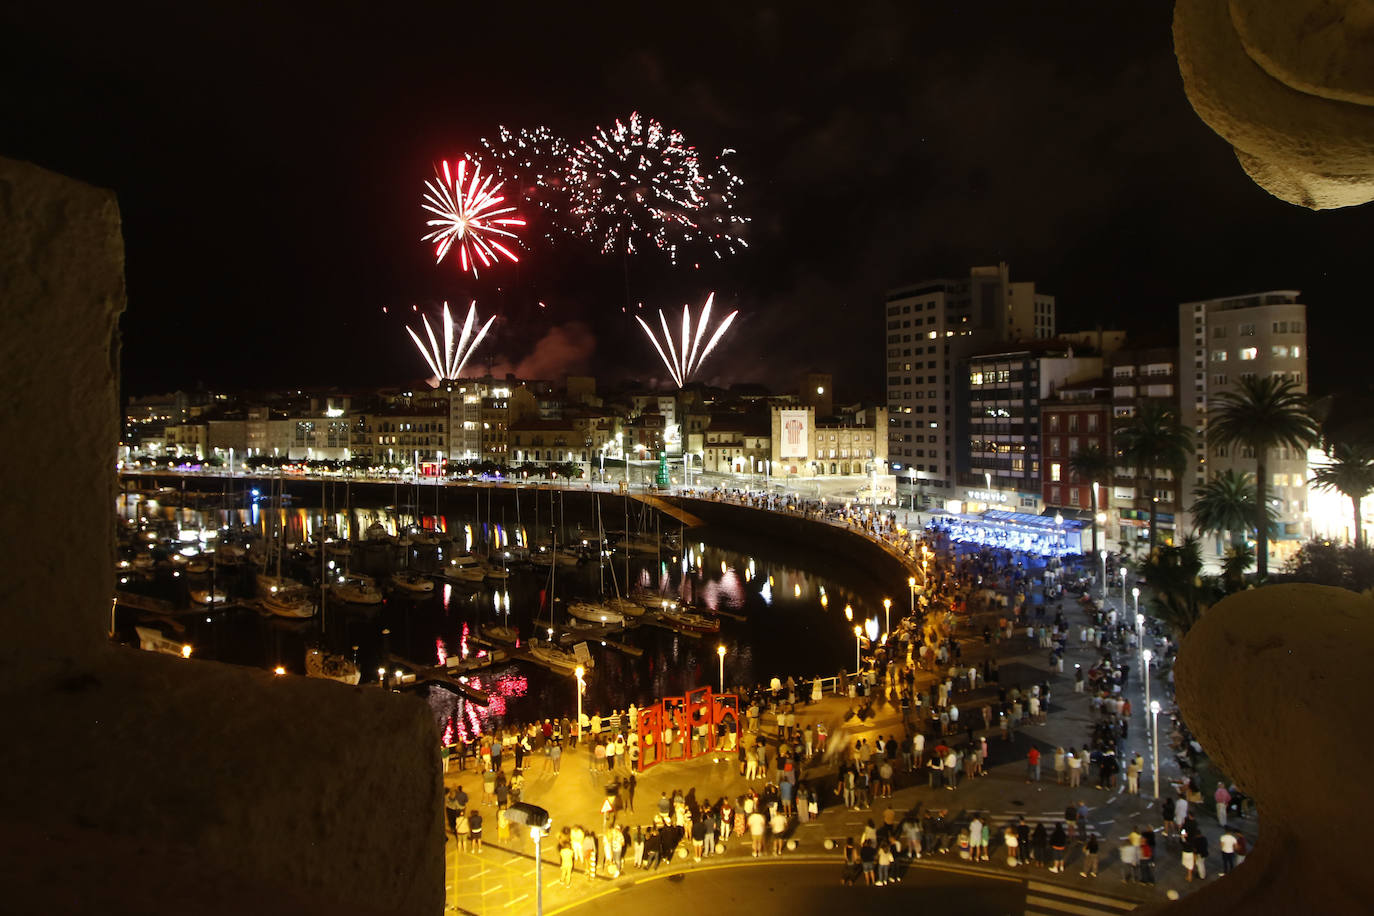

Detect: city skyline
[3,2,1371,400]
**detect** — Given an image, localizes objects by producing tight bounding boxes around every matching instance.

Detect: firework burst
[421,157,525,276]
[479,125,573,194]
[635,292,738,388]
[405,301,495,386]
[565,112,748,263]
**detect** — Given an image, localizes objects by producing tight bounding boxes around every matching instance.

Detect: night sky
[4,2,1371,401]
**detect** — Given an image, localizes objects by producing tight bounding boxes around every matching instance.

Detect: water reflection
[115,489,887,734]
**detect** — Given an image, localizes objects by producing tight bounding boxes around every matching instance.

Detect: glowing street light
[1150,699,1162,799]
[853,625,863,675]
[908,576,917,618]
[1099,549,1108,601]
[1133,587,1141,622]
[1119,566,1128,614]
[883,597,892,636]
[717,644,726,693]
[574,665,586,743]
[844,604,853,622]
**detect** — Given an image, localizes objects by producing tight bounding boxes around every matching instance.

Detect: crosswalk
[1024,880,1137,915]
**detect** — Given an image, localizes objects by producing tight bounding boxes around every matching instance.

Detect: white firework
[405,301,496,386]
[635,292,738,388]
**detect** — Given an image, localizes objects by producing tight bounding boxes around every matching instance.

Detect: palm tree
[1068,444,1113,559]
[1208,375,1320,580]
[1116,404,1192,553]
[1190,469,1272,552]
[1140,536,1218,637]
[1309,442,1374,549]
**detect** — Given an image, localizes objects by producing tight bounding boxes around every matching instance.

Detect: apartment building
[1108,345,1183,548]
[1179,291,1309,562]
[1040,376,1113,519]
[884,263,1053,507]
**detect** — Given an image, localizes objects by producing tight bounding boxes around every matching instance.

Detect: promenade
[441,547,1242,915]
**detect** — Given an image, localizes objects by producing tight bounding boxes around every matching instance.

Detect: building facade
[956,343,1102,513]
[1108,345,1184,548]
[884,263,1053,507]
[1040,376,1113,518]
[1179,291,1309,563]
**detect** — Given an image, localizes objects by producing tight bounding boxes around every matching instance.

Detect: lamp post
[574,665,586,744]
[908,576,916,618]
[717,644,726,693]
[853,625,862,675]
[1150,699,1161,799]
[883,597,892,636]
[1099,549,1108,601]
[1119,566,1128,615]
[1143,647,1155,797]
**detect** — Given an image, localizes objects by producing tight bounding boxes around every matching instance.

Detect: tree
[1068,444,1113,558]
[1190,469,1274,552]
[1139,536,1218,637]
[1309,441,1374,549]
[1208,375,1320,580]
[1284,538,1374,592]
[1116,404,1192,553]
[1219,543,1255,594]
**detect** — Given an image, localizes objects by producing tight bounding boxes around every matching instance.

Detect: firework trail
[635,292,738,388]
[421,157,525,276]
[564,112,748,263]
[405,301,496,386]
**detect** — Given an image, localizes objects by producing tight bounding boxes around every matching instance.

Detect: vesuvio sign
[964,490,1009,503]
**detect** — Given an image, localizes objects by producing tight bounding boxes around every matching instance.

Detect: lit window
[1050,462,1061,482]
[1239,348,1258,361]
[1211,350,1227,362]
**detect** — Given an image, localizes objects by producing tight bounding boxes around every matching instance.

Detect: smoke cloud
[489,321,597,381]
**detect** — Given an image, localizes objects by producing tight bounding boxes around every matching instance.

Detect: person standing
[1193,830,1209,879]
[1214,782,1231,827]
[1180,831,1196,882]
[770,809,788,856]
[1027,746,1041,783]
[468,809,483,853]
[558,838,574,887]
[1081,832,1099,877]
[1050,822,1069,873]
[1218,829,1237,875]
[748,807,767,857]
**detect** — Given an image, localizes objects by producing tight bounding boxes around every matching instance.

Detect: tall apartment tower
[884,263,1054,507]
[1179,291,1309,563]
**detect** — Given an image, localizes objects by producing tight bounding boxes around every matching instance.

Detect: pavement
[441,552,1254,915]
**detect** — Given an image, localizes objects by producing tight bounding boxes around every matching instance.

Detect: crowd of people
[437,525,1254,902]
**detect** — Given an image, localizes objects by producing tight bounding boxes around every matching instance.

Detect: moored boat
[389,570,435,596]
[305,648,361,685]
[567,601,624,627]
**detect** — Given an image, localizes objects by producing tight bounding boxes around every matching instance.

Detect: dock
[386,652,493,705]
[629,493,704,528]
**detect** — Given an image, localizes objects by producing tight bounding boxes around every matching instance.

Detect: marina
[113,475,889,736]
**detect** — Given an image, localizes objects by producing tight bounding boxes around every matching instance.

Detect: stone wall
[0,157,444,914]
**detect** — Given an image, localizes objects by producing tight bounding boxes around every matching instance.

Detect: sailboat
[305,647,361,685]
[528,491,585,673]
[257,473,314,618]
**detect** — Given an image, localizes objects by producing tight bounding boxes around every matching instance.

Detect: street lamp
[1150,699,1161,799]
[717,644,726,693]
[506,803,553,916]
[883,597,892,636]
[574,665,586,743]
[1099,549,1108,601]
[844,604,853,623]
[1119,566,1128,613]
[908,576,917,618]
[853,624,862,675]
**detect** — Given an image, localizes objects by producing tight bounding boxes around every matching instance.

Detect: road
[545,858,1137,916]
